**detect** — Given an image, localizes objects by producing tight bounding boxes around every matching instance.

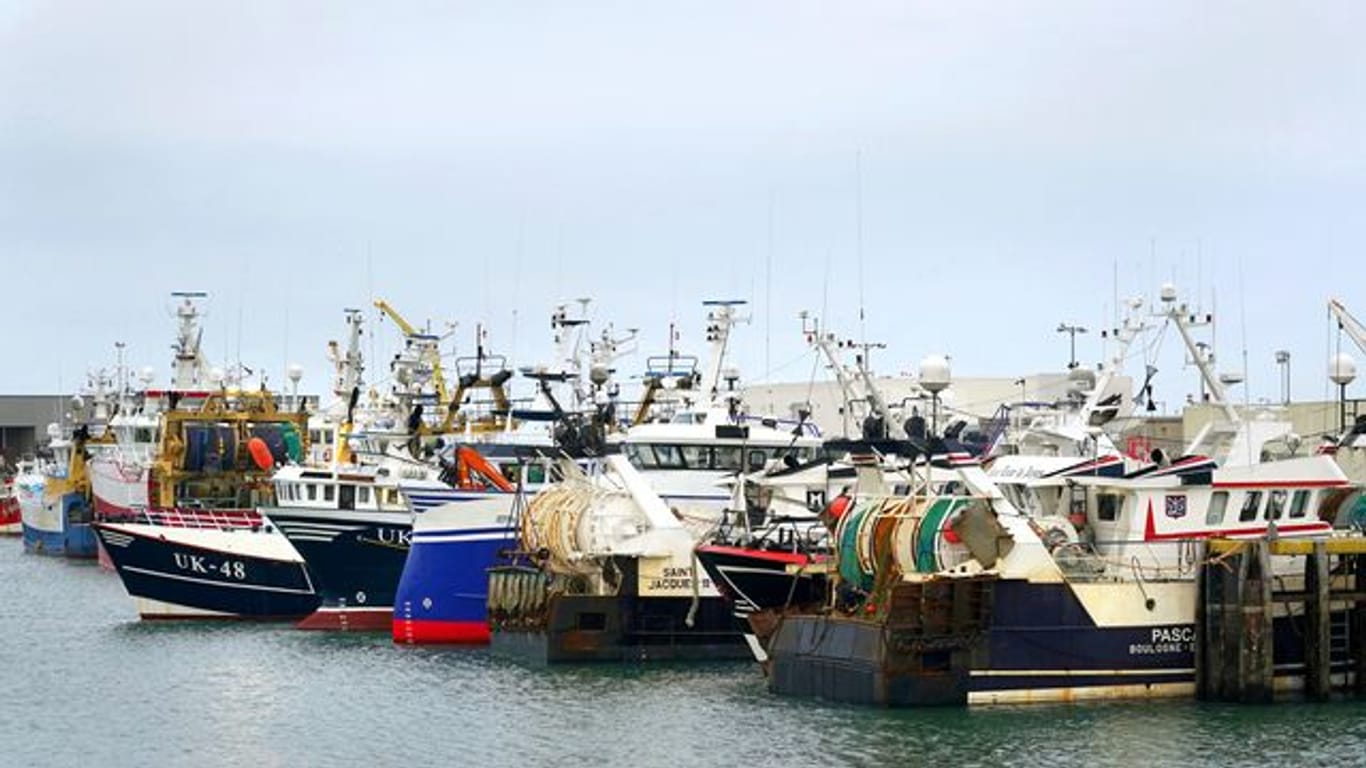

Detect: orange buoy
[942,517,962,544]
[248,437,274,471]
[825,494,852,521]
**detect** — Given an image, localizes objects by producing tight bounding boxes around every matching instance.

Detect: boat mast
[170,291,209,391]
[1158,284,1240,426]
[700,300,748,400]
[802,312,896,437]
[331,307,366,403]
[1083,296,1149,419]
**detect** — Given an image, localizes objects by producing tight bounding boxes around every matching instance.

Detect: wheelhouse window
[1290,490,1312,519]
[747,449,768,472]
[1239,491,1263,522]
[651,444,685,469]
[323,484,335,502]
[1266,489,1287,521]
[1206,491,1229,525]
[624,444,653,469]
[1096,493,1124,522]
[358,486,370,505]
[713,446,742,471]
[306,484,317,501]
[679,445,709,469]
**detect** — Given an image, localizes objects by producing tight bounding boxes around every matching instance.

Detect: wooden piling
[1194,542,1210,700]
[1304,540,1332,700]
[1238,541,1275,703]
[1355,554,1366,695]
[1201,536,1366,702]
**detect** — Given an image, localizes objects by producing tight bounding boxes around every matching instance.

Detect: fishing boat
[91,294,318,620]
[19,428,100,558]
[392,302,612,644]
[92,388,317,620]
[488,453,752,663]
[394,301,822,645]
[266,305,464,631]
[758,433,1362,705]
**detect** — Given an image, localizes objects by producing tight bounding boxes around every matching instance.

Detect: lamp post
[1274,350,1291,405]
[1056,322,1088,369]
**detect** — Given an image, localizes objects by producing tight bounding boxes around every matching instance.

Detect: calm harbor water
[5,541,1366,768]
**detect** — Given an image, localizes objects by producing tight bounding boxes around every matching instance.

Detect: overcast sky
[2,1,1363,416]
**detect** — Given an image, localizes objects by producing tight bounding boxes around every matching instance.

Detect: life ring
[323,448,333,463]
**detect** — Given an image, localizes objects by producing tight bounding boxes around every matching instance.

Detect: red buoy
[248,437,273,471]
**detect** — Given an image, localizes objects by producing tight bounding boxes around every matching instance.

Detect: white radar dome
[1330,353,1357,386]
[920,354,951,394]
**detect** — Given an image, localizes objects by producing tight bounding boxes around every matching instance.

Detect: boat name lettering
[1129,626,1194,656]
[173,552,248,580]
[647,566,712,592]
[373,527,411,546]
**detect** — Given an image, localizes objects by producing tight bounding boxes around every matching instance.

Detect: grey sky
[2,2,1363,414]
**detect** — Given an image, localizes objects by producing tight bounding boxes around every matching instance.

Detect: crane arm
[1330,298,1366,356]
[373,299,418,337]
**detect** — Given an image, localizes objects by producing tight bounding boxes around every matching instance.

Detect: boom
[1330,298,1366,356]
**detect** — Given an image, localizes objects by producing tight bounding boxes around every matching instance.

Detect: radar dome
[287,363,304,383]
[1067,365,1096,395]
[920,354,951,394]
[1330,353,1357,386]
[1160,283,1178,303]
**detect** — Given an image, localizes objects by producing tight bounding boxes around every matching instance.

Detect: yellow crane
[373,298,450,405]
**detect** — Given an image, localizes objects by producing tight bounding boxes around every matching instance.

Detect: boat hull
[764,579,1330,707]
[393,493,518,645]
[93,521,319,620]
[490,593,751,664]
[695,544,827,616]
[266,506,413,632]
[20,491,97,558]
